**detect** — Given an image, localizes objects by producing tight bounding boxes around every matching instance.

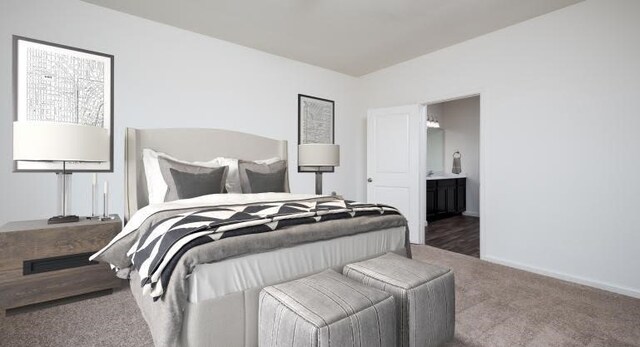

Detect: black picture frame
[297,94,335,173]
[12,35,114,173]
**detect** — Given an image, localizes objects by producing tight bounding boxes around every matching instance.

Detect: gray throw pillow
[245,168,287,193]
[158,156,228,202]
[169,167,228,200]
[237,160,288,193]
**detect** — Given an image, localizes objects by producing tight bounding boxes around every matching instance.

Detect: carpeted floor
[1,245,639,347]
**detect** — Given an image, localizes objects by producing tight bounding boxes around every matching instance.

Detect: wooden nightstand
[0,216,124,314]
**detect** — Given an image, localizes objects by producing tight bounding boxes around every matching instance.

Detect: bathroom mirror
[427,128,444,172]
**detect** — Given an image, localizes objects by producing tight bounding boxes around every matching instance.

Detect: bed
[98,128,409,347]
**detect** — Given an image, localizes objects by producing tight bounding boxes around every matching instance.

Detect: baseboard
[462,211,479,217]
[482,255,640,299]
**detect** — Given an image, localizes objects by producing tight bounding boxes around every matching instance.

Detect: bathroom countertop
[426,173,466,180]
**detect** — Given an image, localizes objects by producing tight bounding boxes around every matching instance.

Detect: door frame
[422,90,485,258]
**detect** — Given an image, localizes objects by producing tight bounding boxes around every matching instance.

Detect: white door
[367,105,426,244]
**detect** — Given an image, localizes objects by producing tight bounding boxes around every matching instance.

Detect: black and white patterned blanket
[130,198,400,300]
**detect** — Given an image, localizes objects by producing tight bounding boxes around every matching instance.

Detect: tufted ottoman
[344,253,455,347]
[259,269,396,347]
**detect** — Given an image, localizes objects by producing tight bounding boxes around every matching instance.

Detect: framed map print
[13,36,114,172]
[298,94,334,145]
[298,94,335,172]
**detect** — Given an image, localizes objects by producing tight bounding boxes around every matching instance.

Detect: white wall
[362,0,640,297]
[0,0,365,225]
[439,97,480,216]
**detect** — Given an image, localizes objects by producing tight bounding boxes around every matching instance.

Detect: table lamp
[298,144,340,195]
[13,121,109,224]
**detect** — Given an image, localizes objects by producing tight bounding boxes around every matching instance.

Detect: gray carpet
[1,245,639,347]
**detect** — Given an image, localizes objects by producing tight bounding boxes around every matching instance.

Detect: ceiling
[81,0,582,76]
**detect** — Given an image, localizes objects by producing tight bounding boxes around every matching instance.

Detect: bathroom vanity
[426,175,466,221]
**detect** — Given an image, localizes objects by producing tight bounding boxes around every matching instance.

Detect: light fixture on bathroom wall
[427,114,440,128]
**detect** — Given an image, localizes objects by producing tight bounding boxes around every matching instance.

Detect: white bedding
[187,226,406,303]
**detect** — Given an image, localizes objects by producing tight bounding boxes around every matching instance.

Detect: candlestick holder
[86,175,101,220]
[100,184,115,221]
[91,181,98,219]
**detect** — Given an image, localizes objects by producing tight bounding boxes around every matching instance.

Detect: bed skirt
[129,247,408,347]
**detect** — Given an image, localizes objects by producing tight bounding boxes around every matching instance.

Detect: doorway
[424,95,480,257]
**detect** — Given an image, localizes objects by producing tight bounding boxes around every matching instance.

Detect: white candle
[104,181,108,195]
[92,173,97,185]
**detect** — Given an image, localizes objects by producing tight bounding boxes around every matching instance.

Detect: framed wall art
[297,94,334,172]
[298,94,334,145]
[13,35,114,172]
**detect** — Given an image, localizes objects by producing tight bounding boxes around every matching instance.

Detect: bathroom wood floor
[425,215,480,257]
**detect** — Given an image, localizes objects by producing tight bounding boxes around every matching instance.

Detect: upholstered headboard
[124,128,289,222]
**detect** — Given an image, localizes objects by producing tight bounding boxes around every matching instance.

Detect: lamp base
[47,215,80,224]
[315,172,323,195]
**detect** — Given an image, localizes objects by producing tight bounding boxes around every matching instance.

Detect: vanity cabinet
[427,178,466,221]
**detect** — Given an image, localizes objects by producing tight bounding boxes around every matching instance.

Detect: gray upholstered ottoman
[344,253,455,347]
[259,269,396,347]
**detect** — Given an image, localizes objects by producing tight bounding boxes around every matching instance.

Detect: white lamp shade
[13,121,109,162]
[298,144,340,167]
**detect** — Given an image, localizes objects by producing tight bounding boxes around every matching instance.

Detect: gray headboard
[125,128,289,222]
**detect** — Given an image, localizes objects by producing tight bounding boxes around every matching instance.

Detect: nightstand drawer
[0,219,119,273]
[0,263,122,310]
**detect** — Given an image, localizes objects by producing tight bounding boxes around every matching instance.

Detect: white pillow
[143,149,282,202]
[142,149,221,204]
[211,157,281,193]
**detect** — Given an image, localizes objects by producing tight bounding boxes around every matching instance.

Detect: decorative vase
[452,151,462,174]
